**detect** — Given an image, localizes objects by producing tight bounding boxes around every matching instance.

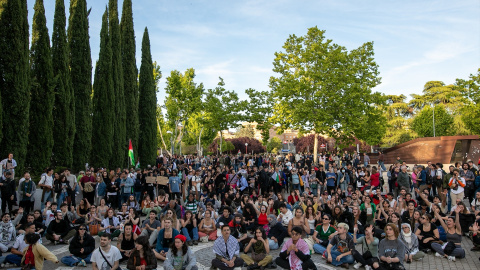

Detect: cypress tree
[28,0,55,174]
[109,0,126,168]
[0,0,30,173]
[120,0,138,158]
[52,0,74,168]
[138,28,157,167]
[68,0,92,171]
[91,7,114,168]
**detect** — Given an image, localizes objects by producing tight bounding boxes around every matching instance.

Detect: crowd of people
[0,151,479,270]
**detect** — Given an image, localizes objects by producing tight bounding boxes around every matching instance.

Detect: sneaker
[79,260,87,267]
[471,246,480,251]
[193,240,198,245]
[233,267,242,270]
[340,263,349,269]
[365,266,372,270]
[448,256,456,262]
[353,262,362,269]
[187,241,193,246]
[268,262,277,269]
[435,252,442,258]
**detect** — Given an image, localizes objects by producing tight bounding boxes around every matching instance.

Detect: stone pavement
[7,234,477,270]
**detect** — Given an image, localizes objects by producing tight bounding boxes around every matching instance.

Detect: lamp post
[432,103,436,137]
[245,143,248,154]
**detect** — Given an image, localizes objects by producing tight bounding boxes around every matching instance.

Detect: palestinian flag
[128,140,135,166]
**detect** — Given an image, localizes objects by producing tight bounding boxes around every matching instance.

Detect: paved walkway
[9,233,477,270]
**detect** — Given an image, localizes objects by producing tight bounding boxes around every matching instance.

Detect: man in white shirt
[4,222,39,266]
[91,234,122,270]
[38,168,54,211]
[448,168,466,207]
[277,203,293,227]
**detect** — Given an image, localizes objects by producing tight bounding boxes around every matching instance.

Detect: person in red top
[287,190,299,207]
[370,167,380,188]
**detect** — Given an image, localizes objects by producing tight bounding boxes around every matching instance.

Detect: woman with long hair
[97,198,108,219]
[76,198,90,220]
[154,217,180,260]
[415,213,440,252]
[312,213,337,255]
[305,205,316,235]
[127,195,139,211]
[164,235,197,270]
[126,235,157,270]
[287,208,310,238]
[241,227,273,270]
[360,195,376,225]
[197,210,217,241]
[162,209,181,231]
[372,223,405,270]
[431,208,465,261]
[181,210,199,246]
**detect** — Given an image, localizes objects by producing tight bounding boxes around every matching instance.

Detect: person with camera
[448,168,466,208]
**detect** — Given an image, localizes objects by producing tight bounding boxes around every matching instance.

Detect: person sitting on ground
[60,224,96,267]
[216,207,233,228]
[432,207,465,261]
[91,233,122,270]
[267,214,288,250]
[154,217,179,261]
[312,213,337,255]
[275,226,317,270]
[99,208,121,239]
[372,223,405,270]
[181,210,199,246]
[163,234,197,270]
[325,222,355,268]
[241,227,274,270]
[0,213,17,252]
[117,223,138,262]
[198,210,217,241]
[211,225,244,270]
[399,223,424,263]
[4,222,39,266]
[20,233,59,270]
[126,235,157,270]
[139,210,161,246]
[277,203,293,228]
[46,211,76,245]
[352,224,379,270]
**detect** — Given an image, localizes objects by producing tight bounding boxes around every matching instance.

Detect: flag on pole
[128,140,135,166]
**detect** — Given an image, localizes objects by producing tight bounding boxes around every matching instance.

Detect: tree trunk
[313,132,318,165]
[156,119,171,156]
[198,127,204,157]
[219,131,223,154]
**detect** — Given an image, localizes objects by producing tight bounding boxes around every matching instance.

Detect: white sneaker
[448,256,456,261]
[353,262,362,269]
[365,265,372,270]
[435,252,442,258]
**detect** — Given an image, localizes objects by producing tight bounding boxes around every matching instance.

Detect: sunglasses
[79,228,86,230]
[323,218,330,220]
[402,227,409,229]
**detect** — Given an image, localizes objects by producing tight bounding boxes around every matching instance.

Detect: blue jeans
[135,192,142,203]
[61,253,92,266]
[5,254,21,266]
[330,250,354,266]
[269,239,279,250]
[313,243,327,255]
[311,187,318,196]
[378,161,386,171]
[293,183,300,191]
[41,190,53,211]
[121,193,131,204]
[181,227,199,241]
[58,192,68,205]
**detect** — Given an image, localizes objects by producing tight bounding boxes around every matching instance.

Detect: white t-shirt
[13,233,42,252]
[39,174,53,188]
[91,246,122,270]
[45,210,56,227]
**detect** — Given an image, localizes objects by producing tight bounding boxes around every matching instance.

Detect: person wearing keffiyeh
[275,226,317,270]
[211,225,244,270]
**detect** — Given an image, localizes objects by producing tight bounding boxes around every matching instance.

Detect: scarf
[268,214,277,226]
[213,235,239,261]
[281,238,310,270]
[401,223,412,245]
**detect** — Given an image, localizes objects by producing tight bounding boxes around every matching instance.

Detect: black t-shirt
[417,223,437,239]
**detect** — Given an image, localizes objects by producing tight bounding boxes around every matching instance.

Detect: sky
[28,0,480,104]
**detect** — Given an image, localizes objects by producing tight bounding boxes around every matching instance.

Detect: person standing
[0,171,17,213]
[17,172,36,214]
[91,233,122,270]
[377,151,386,172]
[120,172,134,204]
[38,168,54,211]
[64,169,77,206]
[448,168,466,207]
[0,153,17,179]
[80,171,96,205]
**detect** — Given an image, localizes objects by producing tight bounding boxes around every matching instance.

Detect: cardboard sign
[145,176,169,185]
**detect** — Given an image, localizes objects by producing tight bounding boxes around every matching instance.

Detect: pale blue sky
[29,0,480,103]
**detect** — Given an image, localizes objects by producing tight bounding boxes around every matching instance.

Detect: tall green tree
[120,0,138,157]
[138,28,157,167]
[52,0,74,168]
[411,105,454,137]
[27,0,55,173]
[270,27,385,163]
[457,69,480,134]
[109,0,125,168]
[381,94,416,147]
[0,0,30,173]
[68,0,92,171]
[91,7,114,168]
[164,68,204,154]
